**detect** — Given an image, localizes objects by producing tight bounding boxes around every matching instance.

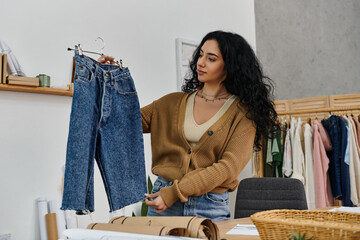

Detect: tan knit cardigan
[141,92,256,207]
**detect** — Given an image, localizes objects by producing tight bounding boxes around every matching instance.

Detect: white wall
[0,0,256,239]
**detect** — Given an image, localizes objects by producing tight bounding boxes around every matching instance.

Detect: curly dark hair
[182,30,277,151]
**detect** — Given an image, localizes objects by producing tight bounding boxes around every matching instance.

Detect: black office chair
[234,177,308,218]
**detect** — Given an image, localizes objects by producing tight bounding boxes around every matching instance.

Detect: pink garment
[312,120,334,208]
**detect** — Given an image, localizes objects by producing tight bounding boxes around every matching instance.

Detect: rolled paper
[46,213,58,240]
[48,200,66,238]
[87,223,189,236]
[36,198,48,240]
[110,216,219,240]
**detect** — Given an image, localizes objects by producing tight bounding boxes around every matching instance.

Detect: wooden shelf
[0,84,73,97]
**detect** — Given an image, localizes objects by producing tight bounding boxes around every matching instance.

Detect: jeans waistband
[74,51,130,81]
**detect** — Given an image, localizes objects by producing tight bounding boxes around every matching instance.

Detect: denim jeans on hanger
[338,116,353,206]
[321,115,342,199]
[61,51,147,214]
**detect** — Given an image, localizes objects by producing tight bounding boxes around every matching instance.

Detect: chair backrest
[234,177,308,218]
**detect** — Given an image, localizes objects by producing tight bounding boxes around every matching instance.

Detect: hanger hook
[95,37,105,55]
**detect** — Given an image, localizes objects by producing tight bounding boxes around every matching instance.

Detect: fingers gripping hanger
[67,37,125,70]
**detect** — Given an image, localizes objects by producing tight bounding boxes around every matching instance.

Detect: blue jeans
[61,52,147,214]
[322,115,342,199]
[147,176,230,222]
[338,116,353,206]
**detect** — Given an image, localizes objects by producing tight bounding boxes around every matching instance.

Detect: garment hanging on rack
[304,123,315,209]
[344,116,360,206]
[312,119,334,208]
[321,115,342,199]
[262,122,286,177]
[263,132,274,177]
[291,118,305,184]
[338,116,352,207]
[61,50,147,214]
[282,127,292,177]
[272,125,283,178]
[353,117,360,149]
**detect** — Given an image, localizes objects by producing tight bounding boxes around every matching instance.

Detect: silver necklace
[198,89,231,102]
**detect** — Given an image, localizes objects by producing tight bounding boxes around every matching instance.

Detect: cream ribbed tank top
[184,91,236,148]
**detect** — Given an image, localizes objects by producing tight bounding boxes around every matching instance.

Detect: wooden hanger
[276,118,280,124]
[287,115,291,128]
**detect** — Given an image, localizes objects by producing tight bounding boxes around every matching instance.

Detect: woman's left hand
[144,192,168,213]
[98,55,116,65]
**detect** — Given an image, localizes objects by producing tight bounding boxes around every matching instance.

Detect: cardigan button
[188,149,191,154]
[208,130,213,136]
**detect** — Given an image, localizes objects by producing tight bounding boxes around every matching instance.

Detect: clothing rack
[256,93,360,178]
[277,106,360,116]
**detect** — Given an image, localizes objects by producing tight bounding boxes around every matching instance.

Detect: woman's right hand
[98,55,116,65]
[144,192,168,214]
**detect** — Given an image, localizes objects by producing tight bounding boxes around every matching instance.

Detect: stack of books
[7,75,39,87]
[1,53,39,87]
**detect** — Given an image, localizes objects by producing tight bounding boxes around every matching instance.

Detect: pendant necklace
[198,89,230,102]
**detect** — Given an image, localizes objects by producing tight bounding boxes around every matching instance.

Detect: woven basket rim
[250,209,360,232]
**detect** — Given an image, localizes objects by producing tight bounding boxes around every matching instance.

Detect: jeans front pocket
[114,76,137,95]
[151,180,162,194]
[205,192,229,206]
[151,176,173,194]
[76,65,94,83]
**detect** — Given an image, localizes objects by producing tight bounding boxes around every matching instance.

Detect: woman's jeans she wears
[147,176,231,222]
[61,52,147,214]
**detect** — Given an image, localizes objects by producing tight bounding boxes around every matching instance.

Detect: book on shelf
[0,53,3,83]
[1,54,6,84]
[7,75,39,87]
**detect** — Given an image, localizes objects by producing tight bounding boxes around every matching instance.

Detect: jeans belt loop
[109,73,115,86]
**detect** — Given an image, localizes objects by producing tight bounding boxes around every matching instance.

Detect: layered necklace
[197,89,231,102]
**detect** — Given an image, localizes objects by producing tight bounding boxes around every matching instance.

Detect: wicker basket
[250,209,360,240]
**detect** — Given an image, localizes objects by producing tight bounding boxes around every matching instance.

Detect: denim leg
[61,56,100,212]
[186,192,231,222]
[97,74,147,212]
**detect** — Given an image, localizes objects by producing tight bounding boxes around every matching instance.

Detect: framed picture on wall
[175,38,198,91]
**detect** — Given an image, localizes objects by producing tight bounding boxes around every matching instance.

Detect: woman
[99,30,277,221]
